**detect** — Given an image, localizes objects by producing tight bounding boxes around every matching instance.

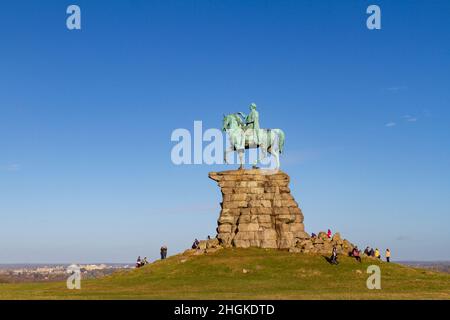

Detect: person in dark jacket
[364,246,370,256]
[330,246,338,265]
[160,246,168,260]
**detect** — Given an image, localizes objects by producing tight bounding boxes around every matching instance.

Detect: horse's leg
[267,130,280,170]
[252,147,259,169]
[224,146,231,164]
[252,129,265,169]
[272,150,280,170]
[223,140,228,164]
[257,147,263,166]
[225,131,239,165]
[258,131,272,168]
[238,149,244,170]
[271,131,281,170]
[259,145,268,165]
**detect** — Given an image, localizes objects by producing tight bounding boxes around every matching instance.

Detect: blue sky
[0,0,449,262]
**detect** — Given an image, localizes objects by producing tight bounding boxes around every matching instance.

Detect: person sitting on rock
[311,233,317,238]
[143,257,148,265]
[136,256,142,268]
[375,248,381,259]
[369,248,375,257]
[327,229,332,238]
[352,247,362,263]
[192,239,200,249]
[364,247,370,256]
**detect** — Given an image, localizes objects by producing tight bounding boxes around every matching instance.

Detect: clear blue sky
[1,0,449,263]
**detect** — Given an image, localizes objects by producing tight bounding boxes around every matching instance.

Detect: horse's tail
[276,129,285,154]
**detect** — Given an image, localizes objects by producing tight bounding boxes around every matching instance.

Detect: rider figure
[245,103,260,147]
[245,103,261,169]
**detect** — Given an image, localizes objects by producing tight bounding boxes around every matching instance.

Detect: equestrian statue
[222,103,285,170]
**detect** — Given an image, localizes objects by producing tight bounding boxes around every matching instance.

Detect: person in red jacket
[327,229,332,238]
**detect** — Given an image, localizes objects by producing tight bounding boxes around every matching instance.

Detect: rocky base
[204,169,356,255]
[188,231,355,257]
[184,238,223,256]
[209,169,308,249]
[289,231,355,255]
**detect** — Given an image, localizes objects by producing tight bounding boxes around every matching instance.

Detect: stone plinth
[209,169,309,249]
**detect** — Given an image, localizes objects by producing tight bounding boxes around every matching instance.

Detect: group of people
[364,247,391,262]
[311,229,333,239]
[329,245,361,265]
[310,228,392,265]
[330,246,391,265]
[191,235,212,249]
[135,245,169,268]
[134,235,215,269]
[192,238,200,249]
[135,256,149,268]
[134,234,392,269]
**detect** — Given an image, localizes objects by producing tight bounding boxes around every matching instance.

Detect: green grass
[1,248,449,299]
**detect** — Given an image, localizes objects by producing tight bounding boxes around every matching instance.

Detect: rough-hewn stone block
[210,169,314,250]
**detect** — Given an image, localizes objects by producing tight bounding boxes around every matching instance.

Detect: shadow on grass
[322,255,339,265]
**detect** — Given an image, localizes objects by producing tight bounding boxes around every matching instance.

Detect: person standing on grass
[386,249,391,262]
[330,246,338,265]
[160,245,168,260]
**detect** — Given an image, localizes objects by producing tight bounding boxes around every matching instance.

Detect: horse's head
[223,113,244,131]
[222,114,228,131]
[223,114,235,131]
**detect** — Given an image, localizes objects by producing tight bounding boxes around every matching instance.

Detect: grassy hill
[1,248,449,300]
